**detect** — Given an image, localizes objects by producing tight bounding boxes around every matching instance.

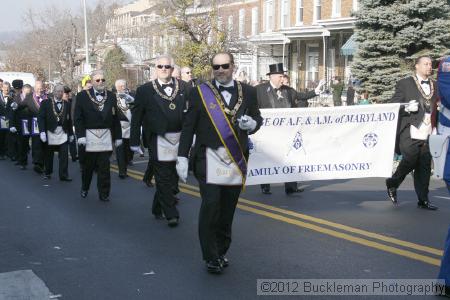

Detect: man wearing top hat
[256,63,324,195]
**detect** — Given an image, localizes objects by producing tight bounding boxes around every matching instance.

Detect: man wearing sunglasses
[177,52,262,274]
[74,70,122,202]
[130,55,191,227]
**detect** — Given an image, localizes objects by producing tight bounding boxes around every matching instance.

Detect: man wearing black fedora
[256,62,324,195]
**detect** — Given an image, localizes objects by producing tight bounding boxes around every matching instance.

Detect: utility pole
[83,0,90,74]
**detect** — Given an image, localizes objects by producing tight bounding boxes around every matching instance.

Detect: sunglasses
[157,65,173,69]
[95,79,106,83]
[212,63,231,70]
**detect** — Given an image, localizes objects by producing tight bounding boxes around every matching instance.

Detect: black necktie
[421,80,430,85]
[95,91,105,97]
[161,83,173,89]
[219,85,234,93]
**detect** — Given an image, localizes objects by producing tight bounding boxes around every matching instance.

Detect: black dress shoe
[99,194,110,202]
[43,174,51,180]
[119,174,128,179]
[80,190,88,198]
[417,201,438,210]
[285,187,305,195]
[206,260,223,274]
[219,255,229,268]
[261,186,272,195]
[167,218,179,227]
[60,177,72,182]
[14,161,21,165]
[386,179,398,204]
[33,165,43,174]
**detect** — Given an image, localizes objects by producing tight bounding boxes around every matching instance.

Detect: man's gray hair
[91,69,105,78]
[54,84,64,92]
[115,79,127,87]
[155,54,175,66]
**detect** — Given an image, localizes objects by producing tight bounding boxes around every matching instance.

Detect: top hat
[11,79,23,90]
[267,63,286,75]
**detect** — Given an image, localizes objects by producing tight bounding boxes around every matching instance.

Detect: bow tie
[95,91,105,97]
[161,83,173,89]
[421,80,430,85]
[218,85,234,93]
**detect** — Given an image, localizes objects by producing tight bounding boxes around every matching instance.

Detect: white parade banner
[246,103,400,185]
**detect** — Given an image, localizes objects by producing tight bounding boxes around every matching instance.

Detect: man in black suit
[7,80,21,162]
[0,82,10,160]
[256,63,324,195]
[38,84,73,181]
[177,52,263,274]
[13,81,47,173]
[386,55,438,210]
[74,70,122,202]
[130,54,189,227]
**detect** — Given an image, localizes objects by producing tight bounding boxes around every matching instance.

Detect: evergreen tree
[103,46,128,89]
[352,0,450,102]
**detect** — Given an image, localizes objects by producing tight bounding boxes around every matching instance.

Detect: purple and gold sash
[198,83,247,185]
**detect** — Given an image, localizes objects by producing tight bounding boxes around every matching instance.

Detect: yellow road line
[112,165,444,257]
[110,165,443,266]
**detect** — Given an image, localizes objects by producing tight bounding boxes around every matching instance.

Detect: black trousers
[44,142,69,179]
[0,130,7,156]
[116,138,132,176]
[31,135,44,167]
[81,149,111,197]
[6,132,18,160]
[260,182,297,192]
[151,160,179,219]
[143,156,154,183]
[387,138,431,202]
[194,154,242,261]
[17,135,30,166]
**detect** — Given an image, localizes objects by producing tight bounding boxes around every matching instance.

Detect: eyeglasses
[95,79,106,83]
[157,65,173,70]
[184,71,191,75]
[212,63,231,70]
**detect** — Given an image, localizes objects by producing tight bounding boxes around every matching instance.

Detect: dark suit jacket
[38,97,73,135]
[389,76,438,151]
[130,79,190,147]
[178,80,262,161]
[74,88,122,140]
[256,82,316,108]
[0,93,7,117]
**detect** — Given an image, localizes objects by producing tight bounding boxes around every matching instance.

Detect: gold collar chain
[116,95,129,112]
[87,89,108,111]
[206,81,243,122]
[152,79,179,102]
[413,75,434,103]
[51,98,65,122]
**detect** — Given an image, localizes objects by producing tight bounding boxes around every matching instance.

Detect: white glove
[238,115,257,132]
[176,156,189,183]
[77,137,86,145]
[10,127,17,133]
[130,146,141,153]
[115,139,123,147]
[10,102,18,110]
[405,100,419,113]
[315,79,326,95]
[40,132,47,143]
[69,135,74,143]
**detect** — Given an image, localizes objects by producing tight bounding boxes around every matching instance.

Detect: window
[313,0,321,23]
[296,0,304,24]
[332,0,341,18]
[251,7,259,35]
[306,45,319,88]
[228,15,233,39]
[239,9,245,38]
[280,0,290,28]
[265,0,274,32]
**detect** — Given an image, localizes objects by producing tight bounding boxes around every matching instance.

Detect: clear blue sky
[0,0,129,33]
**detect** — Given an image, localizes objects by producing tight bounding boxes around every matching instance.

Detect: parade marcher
[115,79,135,179]
[256,63,324,195]
[7,80,22,162]
[331,76,344,106]
[74,70,122,201]
[38,84,73,181]
[176,52,263,273]
[385,55,438,210]
[130,55,189,227]
[0,81,9,160]
[181,67,192,83]
[63,86,78,162]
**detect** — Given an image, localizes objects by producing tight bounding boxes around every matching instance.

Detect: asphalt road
[0,155,449,299]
